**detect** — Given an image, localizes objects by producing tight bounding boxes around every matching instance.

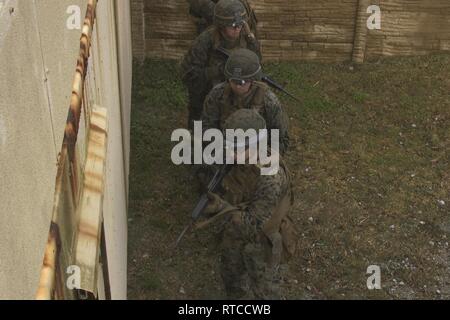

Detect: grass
[128,53,450,299]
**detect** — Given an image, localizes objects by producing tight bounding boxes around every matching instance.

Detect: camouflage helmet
[223,109,267,149]
[224,48,262,83]
[214,0,248,28]
[224,109,266,131]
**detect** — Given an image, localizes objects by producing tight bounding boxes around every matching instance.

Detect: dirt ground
[127,54,450,300]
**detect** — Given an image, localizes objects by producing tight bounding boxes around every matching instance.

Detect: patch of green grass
[129,53,450,300]
[138,270,163,292]
[352,90,369,104]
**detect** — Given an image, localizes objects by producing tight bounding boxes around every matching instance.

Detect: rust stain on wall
[36,0,99,300]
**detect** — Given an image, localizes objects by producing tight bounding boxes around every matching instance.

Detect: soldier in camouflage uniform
[203,109,297,299]
[202,48,290,155]
[186,0,258,36]
[181,0,261,130]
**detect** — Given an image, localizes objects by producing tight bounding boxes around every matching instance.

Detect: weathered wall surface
[365,0,450,58]
[115,0,133,198]
[94,0,132,300]
[0,0,86,300]
[131,0,450,62]
[0,0,131,299]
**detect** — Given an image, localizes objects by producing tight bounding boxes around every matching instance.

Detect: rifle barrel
[262,76,301,103]
[175,165,231,247]
[191,193,209,220]
[175,224,191,248]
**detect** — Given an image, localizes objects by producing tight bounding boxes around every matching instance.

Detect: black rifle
[175,165,232,247]
[216,47,301,103]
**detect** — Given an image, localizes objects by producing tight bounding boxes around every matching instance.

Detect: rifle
[216,47,301,103]
[175,164,232,247]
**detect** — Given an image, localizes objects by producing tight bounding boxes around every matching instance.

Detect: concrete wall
[0,0,131,299]
[0,0,86,300]
[131,0,450,62]
[93,0,132,299]
[115,0,133,199]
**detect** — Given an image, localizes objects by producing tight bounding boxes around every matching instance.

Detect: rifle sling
[193,204,243,230]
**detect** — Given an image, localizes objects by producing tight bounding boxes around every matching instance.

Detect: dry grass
[128,54,450,300]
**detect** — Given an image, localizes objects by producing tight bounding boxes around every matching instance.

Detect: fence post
[352,0,370,63]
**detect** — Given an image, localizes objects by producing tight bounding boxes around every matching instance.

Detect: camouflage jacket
[181,26,261,98]
[221,161,291,240]
[187,0,258,36]
[202,81,290,154]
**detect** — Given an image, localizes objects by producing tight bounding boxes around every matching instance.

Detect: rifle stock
[175,165,231,247]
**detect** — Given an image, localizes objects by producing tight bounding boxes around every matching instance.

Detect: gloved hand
[230,211,243,225]
[203,191,228,217]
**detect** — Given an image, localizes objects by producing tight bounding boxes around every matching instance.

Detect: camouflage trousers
[220,219,282,300]
[187,90,207,131]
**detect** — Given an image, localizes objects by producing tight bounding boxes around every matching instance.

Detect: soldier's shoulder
[256,166,288,191]
[264,89,281,105]
[262,89,282,112]
[257,158,289,187]
[206,82,227,100]
[193,26,216,47]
